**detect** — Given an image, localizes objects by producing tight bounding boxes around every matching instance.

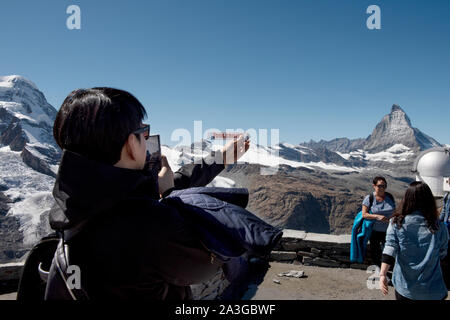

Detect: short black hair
[53,87,147,165]
[373,176,387,185]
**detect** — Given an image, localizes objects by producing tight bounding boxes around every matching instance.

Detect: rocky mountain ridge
[302,104,441,155]
[0,75,61,177]
[0,75,59,262]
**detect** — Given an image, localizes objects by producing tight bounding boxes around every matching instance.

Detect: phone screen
[145,135,161,173]
[146,135,161,158]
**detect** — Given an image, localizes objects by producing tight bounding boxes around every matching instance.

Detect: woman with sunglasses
[361,176,396,266]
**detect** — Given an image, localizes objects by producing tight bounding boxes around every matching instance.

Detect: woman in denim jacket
[379,181,449,300]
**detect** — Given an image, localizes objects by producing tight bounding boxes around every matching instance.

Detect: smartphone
[145,134,161,173]
[209,132,250,141]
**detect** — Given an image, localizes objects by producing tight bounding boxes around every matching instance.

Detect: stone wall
[0,262,23,294]
[270,229,374,269]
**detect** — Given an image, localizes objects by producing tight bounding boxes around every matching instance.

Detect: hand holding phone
[157,155,174,197]
[145,135,162,173]
[144,135,174,197]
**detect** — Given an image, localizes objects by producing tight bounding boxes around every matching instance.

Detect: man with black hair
[46,87,249,300]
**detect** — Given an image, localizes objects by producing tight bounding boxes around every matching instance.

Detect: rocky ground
[0,292,15,300]
[250,262,449,300]
[248,262,395,300]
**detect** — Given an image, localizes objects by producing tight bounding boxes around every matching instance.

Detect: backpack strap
[16,234,60,301]
[52,239,89,300]
[368,193,374,212]
[44,220,91,300]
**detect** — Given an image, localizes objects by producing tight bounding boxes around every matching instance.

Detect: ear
[125,134,140,161]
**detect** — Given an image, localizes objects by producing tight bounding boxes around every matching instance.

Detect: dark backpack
[16,233,59,301]
[16,222,90,301]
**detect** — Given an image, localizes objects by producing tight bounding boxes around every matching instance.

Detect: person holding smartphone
[46,87,248,300]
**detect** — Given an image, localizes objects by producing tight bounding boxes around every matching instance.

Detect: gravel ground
[0,292,15,300]
[248,262,448,300]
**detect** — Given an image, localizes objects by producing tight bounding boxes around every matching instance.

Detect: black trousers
[369,230,386,267]
[395,290,410,300]
[440,239,450,290]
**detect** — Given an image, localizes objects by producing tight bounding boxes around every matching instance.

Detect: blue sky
[1,0,449,146]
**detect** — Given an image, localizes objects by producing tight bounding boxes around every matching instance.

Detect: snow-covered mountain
[168,104,439,174]
[336,143,416,164]
[364,104,441,152]
[301,104,441,156]
[0,75,61,176]
[166,139,362,176]
[0,75,60,248]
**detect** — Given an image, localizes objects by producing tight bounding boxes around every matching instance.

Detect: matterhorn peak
[387,103,412,127]
[391,104,403,113]
[364,104,440,152]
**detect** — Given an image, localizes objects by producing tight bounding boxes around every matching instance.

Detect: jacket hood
[49,150,159,230]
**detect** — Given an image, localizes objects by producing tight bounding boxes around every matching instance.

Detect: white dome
[413,147,450,197]
[416,149,450,177]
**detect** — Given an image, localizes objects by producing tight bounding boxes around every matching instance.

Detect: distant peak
[0,75,38,90]
[390,104,404,113]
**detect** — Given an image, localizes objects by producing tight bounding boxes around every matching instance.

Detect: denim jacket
[383,211,449,300]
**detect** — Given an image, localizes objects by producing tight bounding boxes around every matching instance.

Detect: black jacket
[46,150,224,300]
[163,187,282,261]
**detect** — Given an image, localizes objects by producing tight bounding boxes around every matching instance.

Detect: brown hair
[392,181,439,233]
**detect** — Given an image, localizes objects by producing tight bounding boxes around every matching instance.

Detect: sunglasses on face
[376,184,387,189]
[132,124,150,140]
